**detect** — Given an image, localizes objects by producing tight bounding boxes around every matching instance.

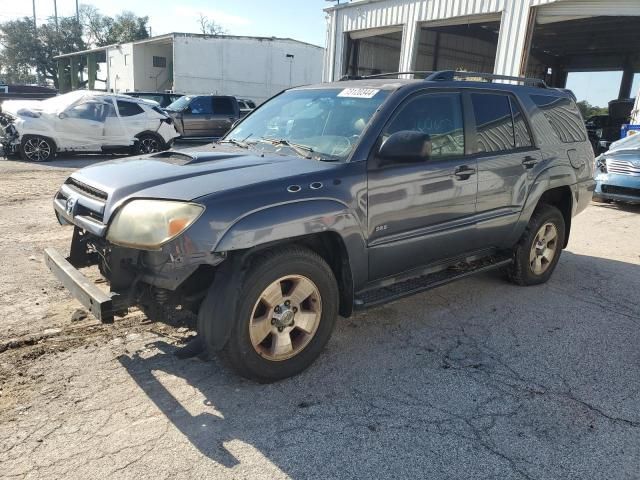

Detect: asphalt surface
[0,151,639,479]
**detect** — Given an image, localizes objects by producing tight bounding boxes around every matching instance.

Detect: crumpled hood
[1,100,44,115]
[70,148,338,222]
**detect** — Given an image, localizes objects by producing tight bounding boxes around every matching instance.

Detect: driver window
[66,101,109,122]
[188,97,213,115]
[384,93,465,160]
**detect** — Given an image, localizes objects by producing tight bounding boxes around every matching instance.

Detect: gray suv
[45,71,595,382]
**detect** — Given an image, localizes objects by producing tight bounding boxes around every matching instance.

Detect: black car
[45,70,595,382]
[125,92,184,109]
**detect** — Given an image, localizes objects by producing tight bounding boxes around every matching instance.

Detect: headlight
[106,199,204,250]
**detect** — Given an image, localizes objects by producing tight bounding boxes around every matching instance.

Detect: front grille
[601,185,640,198]
[606,159,640,176]
[65,178,108,201]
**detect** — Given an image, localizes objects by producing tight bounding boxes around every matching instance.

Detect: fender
[214,199,369,291]
[507,163,578,246]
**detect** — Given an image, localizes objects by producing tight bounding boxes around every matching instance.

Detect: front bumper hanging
[44,247,119,323]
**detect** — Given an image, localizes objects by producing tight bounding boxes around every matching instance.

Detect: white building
[324,0,639,98]
[56,33,324,104]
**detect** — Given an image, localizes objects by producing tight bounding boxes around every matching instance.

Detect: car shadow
[117,251,640,476]
[591,201,640,213]
[2,153,120,169]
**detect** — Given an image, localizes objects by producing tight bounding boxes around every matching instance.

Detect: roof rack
[340,71,434,81]
[425,70,547,88]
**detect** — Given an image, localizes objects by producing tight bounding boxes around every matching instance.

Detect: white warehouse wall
[172,35,324,104]
[106,44,135,92]
[132,42,173,92]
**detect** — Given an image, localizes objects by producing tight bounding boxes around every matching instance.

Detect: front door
[469,91,540,247]
[367,91,478,280]
[182,96,215,137]
[56,100,108,151]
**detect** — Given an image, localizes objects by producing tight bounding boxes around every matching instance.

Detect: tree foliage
[80,5,149,47]
[577,100,608,119]
[0,5,149,87]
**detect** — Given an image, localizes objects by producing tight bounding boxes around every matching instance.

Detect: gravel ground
[0,152,639,479]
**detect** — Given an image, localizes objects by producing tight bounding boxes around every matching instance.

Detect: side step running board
[354,255,512,310]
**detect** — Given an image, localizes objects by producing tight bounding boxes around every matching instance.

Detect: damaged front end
[45,178,225,323]
[0,112,20,156]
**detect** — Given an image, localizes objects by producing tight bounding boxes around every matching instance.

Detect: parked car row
[0,90,258,161]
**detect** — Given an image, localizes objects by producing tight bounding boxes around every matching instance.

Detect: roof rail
[340,71,434,81]
[425,70,547,88]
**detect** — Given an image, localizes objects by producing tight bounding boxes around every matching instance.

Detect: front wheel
[220,247,339,382]
[19,136,56,162]
[507,204,565,286]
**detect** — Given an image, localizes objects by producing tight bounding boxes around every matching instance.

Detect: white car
[0,91,180,162]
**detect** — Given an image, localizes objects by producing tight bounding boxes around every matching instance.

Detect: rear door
[469,91,539,247]
[211,97,238,137]
[104,100,147,146]
[182,96,214,137]
[366,90,479,280]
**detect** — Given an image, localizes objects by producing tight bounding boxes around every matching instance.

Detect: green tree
[80,5,149,47]
[0,18,40,85]
[577,100,608,119]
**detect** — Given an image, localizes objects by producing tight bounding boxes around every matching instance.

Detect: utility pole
[54,0,59,31]
[76,0,80,23]
[33,0,40,85]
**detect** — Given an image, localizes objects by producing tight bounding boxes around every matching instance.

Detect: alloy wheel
[529,222,558,275]
[23,138,52,162]
[140,137,160,153]
[249,274,322,361]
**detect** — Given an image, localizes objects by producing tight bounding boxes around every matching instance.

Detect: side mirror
[58,112,68,119]
[377,130,432,165]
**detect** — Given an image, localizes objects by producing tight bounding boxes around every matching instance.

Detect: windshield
[39,91,90,112]
[224,88,390,161]
[166,95,192,112]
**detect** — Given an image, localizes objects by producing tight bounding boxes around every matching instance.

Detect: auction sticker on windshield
[338,88,380,99]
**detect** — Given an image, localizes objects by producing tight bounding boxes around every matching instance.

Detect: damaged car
[0,91,179,161]
[593,133,640,204]
[44,72,594,382]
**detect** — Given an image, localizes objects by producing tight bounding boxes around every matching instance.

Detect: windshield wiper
[218,138,250,149]
[255,138,314,159]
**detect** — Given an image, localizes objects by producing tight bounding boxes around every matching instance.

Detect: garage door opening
[526,16,640,92]
[415,19,500,74]
[343,30,402,77]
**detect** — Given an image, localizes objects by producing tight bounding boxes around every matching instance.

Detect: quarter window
[384,92,465,160]
[471,93,514,153]
[530,94,586,143]
[116,101,144,117]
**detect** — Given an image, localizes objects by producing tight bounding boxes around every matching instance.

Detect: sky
[1,0,331,46]
[3,1,639,106]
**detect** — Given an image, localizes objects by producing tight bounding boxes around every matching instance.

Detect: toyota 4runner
[45,71,595,382]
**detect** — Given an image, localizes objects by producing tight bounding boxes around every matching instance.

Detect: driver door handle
[454,165,476,179]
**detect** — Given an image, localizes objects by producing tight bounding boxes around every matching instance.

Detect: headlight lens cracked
[106,199,204,250]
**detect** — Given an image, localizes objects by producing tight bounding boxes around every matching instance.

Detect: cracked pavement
[1,154,639,479]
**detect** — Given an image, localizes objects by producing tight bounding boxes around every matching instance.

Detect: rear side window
[117,101,144,117]
[510,97,533,148]
[384,92,465,160]
[530,94,586,143]
[212,97,236,115]
[471,93,514,153]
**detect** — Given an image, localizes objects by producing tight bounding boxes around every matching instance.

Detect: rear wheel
[220,247,339,382]
[507,204,565,286]
[135,133,164,154]
[19,136,56,162]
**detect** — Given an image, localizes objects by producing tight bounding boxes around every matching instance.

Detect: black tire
[135,133,165,155]
[507,204,565,286]
[19,135,56,162]
[219,246,339,382]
